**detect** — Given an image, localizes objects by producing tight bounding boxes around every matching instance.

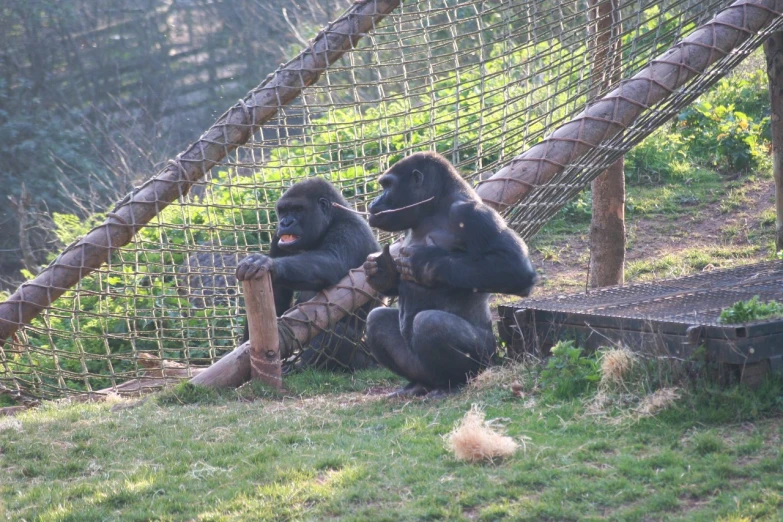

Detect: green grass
[1,367,782,521]
[625,245,762,282]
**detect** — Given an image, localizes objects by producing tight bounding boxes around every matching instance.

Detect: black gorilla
[236,177,380,370]
[363,152,537,395]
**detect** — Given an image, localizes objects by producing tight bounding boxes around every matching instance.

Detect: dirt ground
[523,179,775,300]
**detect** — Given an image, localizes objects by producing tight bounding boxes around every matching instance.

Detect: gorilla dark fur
[236,177,380,370]
[363,152,537,395]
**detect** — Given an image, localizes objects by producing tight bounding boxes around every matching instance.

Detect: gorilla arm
[396,200,537,296]
[237,221,365,292]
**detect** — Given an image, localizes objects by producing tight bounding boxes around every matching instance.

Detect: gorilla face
[368,166,426,232]
[275,191,330,252]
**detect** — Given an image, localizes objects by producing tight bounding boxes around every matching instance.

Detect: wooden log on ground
[0,0,403,345]
[189,342,251,388]
[244,275,282,389]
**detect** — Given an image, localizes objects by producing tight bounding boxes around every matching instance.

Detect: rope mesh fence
[1,0,779,399]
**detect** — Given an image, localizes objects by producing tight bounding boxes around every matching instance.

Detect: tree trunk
[589,157,625,286]
[765,32,783,252]
[588,0,625,288]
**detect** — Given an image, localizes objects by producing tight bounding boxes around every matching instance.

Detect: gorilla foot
[386,381,429,398]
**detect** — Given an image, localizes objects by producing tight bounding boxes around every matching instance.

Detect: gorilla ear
[318,197,330,214]
[412,169,424,187]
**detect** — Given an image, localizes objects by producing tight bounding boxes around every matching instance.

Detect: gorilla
[363,152,537,396]
[236,177,380,370]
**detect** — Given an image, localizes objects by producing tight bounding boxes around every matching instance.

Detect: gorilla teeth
[279,235,299,244]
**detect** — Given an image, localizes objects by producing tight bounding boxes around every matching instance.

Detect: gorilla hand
[236,253,275,281]
[363,244,400,294]
[395,245,441,287]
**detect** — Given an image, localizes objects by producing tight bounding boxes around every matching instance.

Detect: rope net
[0,0,776,399]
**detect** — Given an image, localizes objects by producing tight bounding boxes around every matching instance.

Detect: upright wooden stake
[765,32,783,253]
[588,0,625,288]
[243,274,282,389]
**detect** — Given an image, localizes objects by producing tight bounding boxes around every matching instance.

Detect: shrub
[718,296,783,324]
[539,341,600,400]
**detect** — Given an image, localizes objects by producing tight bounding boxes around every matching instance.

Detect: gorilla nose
[279,217,295,228]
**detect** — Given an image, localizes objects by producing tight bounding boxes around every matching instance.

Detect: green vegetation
[539,341,600,400]
[1,364,782,521]
[719,296,783,324]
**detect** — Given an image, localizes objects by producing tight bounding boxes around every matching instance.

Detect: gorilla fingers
[363,244,400,295]
[236,254,274,281]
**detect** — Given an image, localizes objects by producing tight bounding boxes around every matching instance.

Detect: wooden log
[189,342,251,388]
[243,274,282,389]
[0,0,403,345]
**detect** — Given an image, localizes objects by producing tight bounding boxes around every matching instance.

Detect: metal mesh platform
[496,261,783,375]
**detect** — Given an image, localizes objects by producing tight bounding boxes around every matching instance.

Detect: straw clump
[599,346,636,388]
[636,387,681,417]
[446,404,518,463]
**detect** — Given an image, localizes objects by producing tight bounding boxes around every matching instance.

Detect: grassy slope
[1,369,782,522]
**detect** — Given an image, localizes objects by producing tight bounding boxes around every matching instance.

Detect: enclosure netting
[1,0,776,398]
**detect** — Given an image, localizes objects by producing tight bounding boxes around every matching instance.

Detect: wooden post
[243,274,282,389]
[588,0,625,288]
[765,32,783,252]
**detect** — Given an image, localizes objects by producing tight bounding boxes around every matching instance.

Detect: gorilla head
[368,152,472,232]
[275,178,349,252]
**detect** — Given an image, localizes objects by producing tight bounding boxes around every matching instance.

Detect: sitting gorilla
[363,152,537,395]
[236,177,380,371]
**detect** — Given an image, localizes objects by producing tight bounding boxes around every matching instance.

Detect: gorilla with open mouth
[236,177,380,370]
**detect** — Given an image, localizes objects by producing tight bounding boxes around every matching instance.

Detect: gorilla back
[236,177,380,370]
[363,152,537,394]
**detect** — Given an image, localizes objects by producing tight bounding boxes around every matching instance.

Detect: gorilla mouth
[279,234,300,245]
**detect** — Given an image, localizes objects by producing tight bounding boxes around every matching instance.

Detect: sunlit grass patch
[626,245,761,282]
[1,365,782,520]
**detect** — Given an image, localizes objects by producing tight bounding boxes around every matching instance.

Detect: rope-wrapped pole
[477,0,783,210]
[190,0,783,389]
[0,0,403,345]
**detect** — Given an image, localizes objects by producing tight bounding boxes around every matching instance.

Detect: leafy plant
[718,296,783,324]
[539,340,601,400]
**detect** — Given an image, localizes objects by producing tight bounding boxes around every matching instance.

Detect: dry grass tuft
[469,366,516,390]
[636,387,681,417]
[446,405,519,463]
[599,347,636,388]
